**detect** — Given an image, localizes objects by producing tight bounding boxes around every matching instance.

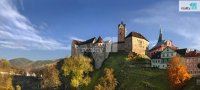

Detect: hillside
[9,58,33,69]
[83,52,169,90]
[9,58,60,69]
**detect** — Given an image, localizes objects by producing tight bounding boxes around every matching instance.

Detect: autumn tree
[0,59,10,69]
[62,55,93,89]
[95,68,118,90]
[36,64,61,89]
[16,85,21,90]
[167,56,191,90]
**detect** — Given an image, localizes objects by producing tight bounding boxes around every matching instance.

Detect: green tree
[62,55,93,89]
[95,68,118,90]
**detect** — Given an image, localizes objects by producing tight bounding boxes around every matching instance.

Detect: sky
[0,0,200,60]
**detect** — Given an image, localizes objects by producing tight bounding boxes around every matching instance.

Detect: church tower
[118,21,126,42]
[157,27,162,44]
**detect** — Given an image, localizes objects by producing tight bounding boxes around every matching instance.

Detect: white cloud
[131,1,200,49]
[0,0,68,50]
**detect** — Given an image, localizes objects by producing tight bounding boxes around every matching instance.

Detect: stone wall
[71,41,112,69]
[131,37,149,55]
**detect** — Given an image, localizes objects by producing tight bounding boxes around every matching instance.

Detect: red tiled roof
[185,50,200,57]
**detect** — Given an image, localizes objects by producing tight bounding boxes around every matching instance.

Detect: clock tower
[118,21,126,42]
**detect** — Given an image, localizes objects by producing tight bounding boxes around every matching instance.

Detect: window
[190,70,193,74]
[190,64,193,68]
[158,60,160,63]
[194,71,197,74]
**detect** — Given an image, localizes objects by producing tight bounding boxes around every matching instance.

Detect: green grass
[183,77,200,90]
[83,52,169,90]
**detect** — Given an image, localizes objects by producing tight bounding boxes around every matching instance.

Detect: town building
[184,50,200,76]
[151,46,200,76]
[151,47,177,69]
[117,21,149,55]
[149,28,177,57]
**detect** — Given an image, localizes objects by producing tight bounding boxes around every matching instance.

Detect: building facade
[117,21,149,55]
[149,29,177,57]
[184,50,200,76]
[151,47,178,69]
[71,36,114,69]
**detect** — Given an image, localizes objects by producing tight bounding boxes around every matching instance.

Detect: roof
[176,48,187,56]
[126,32,148,41]
[185,50,200,57]
[118,21,126,27]
[151,52,161,59]
[73,37,96,45]
[149,40,177,51]
[96,36,103,43]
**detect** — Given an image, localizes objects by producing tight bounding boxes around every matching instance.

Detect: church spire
[157,26,163,43]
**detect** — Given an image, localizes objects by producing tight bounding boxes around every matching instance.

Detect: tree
[0,59,10,69]
[167,56,191,90]
[95,68,118,90]
[6,76,13,90]
[36,64,61,89]
[62,55,93,89]
[16,85,21,90]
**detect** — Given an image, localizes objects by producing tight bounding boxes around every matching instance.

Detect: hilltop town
[72,21,200,77]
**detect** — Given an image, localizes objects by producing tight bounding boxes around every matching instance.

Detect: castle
[71,21,149,69]
[71,21,200,76]
[117,21,149,55]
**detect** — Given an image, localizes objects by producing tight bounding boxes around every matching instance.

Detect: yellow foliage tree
[167,56,191,90]
[62,55,93,89]
[35,64,61,89]
[16,85,21,90]
[95,68,118,90]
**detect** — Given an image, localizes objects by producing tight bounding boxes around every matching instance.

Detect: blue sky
[0,0,200,60]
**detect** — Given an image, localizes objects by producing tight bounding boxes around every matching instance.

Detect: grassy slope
[83,52,169,90]
[183,77,200,90]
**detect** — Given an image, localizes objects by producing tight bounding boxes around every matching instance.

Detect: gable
[161,47,175,54]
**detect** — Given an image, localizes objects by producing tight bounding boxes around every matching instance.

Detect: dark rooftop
[126,32,148,41]
[73,37,96,45]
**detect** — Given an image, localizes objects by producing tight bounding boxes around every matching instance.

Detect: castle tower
[118,21,126,43]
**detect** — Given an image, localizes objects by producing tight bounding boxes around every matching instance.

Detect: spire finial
[160,24,162,34]
[157,25,163,43]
